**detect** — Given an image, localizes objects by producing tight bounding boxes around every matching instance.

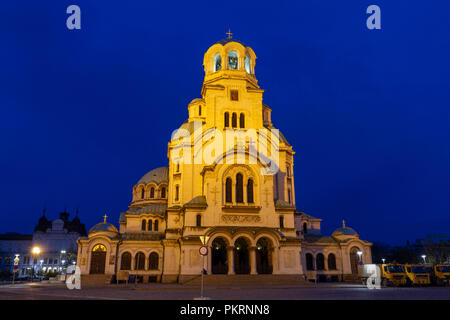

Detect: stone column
[270,248,276,274]
[227,246,235,275]
[250,247,257,275]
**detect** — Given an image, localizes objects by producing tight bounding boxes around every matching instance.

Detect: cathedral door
[211,237,228,274]
[90,244,107,274]
[256,238,273,274]
[234,237,250,274]
[349,247,359,275]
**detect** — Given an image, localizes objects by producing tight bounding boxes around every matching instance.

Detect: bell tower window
[214,54,222,72]
[245,55,251,73]
[224,112,230,127]
[232,113,237,128]
[228,51,238,69]
[239,113,245,128]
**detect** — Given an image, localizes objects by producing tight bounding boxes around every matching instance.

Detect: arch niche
[234,237,250,274]
[211,237,228,274]
[256,237,273,274]
[90,244,107,274]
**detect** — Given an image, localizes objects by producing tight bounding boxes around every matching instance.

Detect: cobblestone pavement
[0,282,449,300]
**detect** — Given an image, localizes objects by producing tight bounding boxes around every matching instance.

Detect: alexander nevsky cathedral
[77,36,373,283]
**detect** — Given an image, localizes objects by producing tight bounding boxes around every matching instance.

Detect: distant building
[0,233,32,277]
[32,210,87,274]
[0,210,87,278]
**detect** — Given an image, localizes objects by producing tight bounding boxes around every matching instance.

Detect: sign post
[194,234,210,300]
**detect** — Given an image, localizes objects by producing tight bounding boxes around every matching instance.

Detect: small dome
[89,222,118,234]
[332,227,358,237]
[137,166,169,185]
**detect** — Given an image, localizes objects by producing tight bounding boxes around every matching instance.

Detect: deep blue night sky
[1,1,449,244]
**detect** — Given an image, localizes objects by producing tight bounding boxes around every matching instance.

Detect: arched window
[228,51,238,69]
[120,252,131,270]
[196,214,201,227]
[176,162,180,172]
[141,220,146,231]
[328,253,337,270]
[232,113,237,128]
[224,112,229,127]
[239,113,245,128]
[141,188,145,199]
[148,252,159,270]
[247,179,254,203]
[175,185,179,201]
[150,187,155,198]
[154,220,159,231]
[303,223,308,234]
[199,105,202,116]
[214,53,222,72]
[316,253,325,270]
[236,173,244,203]
[279,216,284,228]
[135,252,145,270]
[245,55,251,73]
[225,178,232,203]
[147,219,153,231]
[161,187,166,198]
[306,253,314,271]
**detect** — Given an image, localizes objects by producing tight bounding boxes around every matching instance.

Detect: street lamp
[31,247,41,282]
[60,250,67,274]
[382,258,386,264]
[421,255,426,264]
[357,251,363,265]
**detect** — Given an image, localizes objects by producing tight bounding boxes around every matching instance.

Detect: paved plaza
[0,282,449,300]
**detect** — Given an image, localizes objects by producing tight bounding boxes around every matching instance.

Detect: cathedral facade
[77,37,372,283]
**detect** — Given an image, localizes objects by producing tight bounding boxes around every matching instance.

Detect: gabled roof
[275,199,295,209]
[184,196,208,208]
[120,203,167,223]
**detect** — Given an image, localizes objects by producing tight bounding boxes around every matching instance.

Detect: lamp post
[382,258,386,264]
[195,234,210,300]
[31,247,40,282]
[421,255,426,264]
[60,250,66,274]
[357,251,363,265]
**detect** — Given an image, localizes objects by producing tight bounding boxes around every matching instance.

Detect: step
[182,274,308,286]
[81,274,113,285]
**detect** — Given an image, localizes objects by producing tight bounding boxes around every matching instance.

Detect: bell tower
[199,34,264,130]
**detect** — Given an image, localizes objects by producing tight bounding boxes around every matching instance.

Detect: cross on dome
[103,214,108,223]
[226,28,233,39]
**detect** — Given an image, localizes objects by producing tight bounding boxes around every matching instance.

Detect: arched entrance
[90,244,106,274]
[349,247,360,275]
[256,238,273,274]
[234,237,250,274]
[211,237,228,274]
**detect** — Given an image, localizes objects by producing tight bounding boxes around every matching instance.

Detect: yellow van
[404,264,431,286]
[380,264,407,286]
[433,264,450,286]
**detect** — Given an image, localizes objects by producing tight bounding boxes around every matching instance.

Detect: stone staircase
[182,274,309,286]
[80,274,113,286]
